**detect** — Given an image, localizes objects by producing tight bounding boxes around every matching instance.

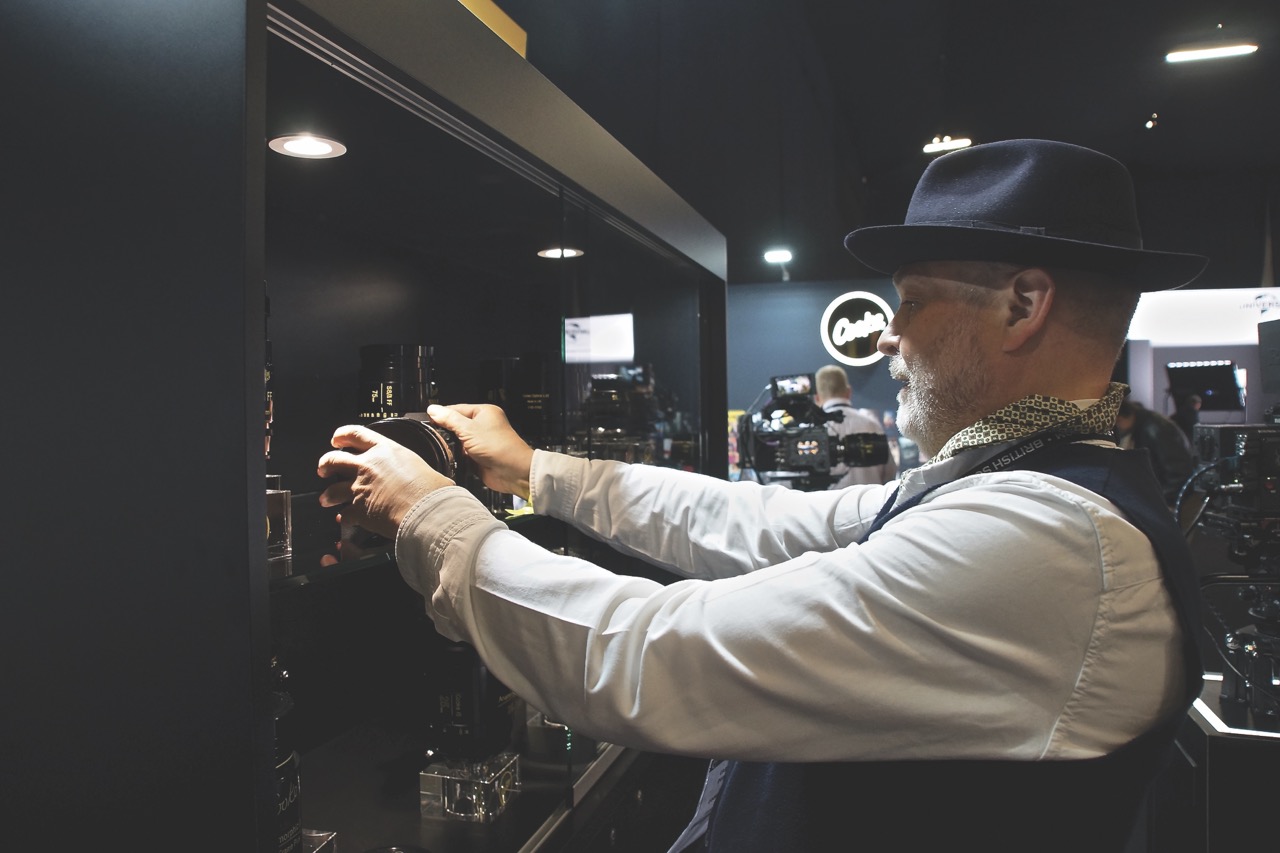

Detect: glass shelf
[296,713,630,853]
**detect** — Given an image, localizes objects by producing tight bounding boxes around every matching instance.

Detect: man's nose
[878,321,901,357]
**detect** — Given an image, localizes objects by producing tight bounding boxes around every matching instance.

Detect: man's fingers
[316,448,360,480]
[427,403,473,431]
[330,423,382,451]
[318,424,383,479]
[317,478,353,509]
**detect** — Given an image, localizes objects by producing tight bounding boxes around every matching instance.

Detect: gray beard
[891,348,991,459]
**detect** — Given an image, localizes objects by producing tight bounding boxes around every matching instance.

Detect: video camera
[1186,422,1280,728]
[736,373,889,490]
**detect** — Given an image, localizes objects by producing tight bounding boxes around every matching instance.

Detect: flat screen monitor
[770,373,815,399]
[564,313,635,364]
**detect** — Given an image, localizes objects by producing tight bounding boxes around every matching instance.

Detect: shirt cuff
[394,484,507,638]
[529,448,587,520]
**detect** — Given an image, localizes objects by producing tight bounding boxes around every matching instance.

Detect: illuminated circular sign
[820,291,894,366]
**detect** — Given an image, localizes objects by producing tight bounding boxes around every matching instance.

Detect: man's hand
[426,403,535,500]
[317,424,454,539]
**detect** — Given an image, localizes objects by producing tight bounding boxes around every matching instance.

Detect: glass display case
[262,2,727,848]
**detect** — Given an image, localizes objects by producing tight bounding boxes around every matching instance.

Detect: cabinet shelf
[298,716,630,853]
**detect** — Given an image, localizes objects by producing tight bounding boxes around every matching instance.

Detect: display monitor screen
[770,373,815,399]
[564,313,635,364]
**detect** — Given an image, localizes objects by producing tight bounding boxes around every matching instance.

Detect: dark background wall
[726,277,899,415]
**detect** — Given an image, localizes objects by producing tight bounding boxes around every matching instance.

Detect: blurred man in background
[814,364,897,487]
[1114,398,1196,507]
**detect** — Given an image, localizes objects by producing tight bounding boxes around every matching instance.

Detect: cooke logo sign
[820,291,894,366]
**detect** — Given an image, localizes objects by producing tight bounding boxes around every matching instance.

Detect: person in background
[1115,397,1197,507]
[317,139,1207,852]
[880,408,923,470]
[813,363,897,486]
[1171,392,1202,443]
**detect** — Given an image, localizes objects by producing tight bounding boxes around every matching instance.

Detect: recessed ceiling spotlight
[1145,113,1159,129]
[268,134,348,159]
[1165,43,1258,63]
[922,135,972,154]
[536,247,584,259]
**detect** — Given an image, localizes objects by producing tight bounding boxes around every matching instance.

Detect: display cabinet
[7,1,724,850]
[1141,675,1280,853]
[267,1,727,849]
[263,0,728,494]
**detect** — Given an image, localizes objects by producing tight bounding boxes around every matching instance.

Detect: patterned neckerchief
[928,382,1127,463]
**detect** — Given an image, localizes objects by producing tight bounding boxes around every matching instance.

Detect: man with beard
[318,140,1208,852]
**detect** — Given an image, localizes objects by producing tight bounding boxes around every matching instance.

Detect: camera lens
[366,416,464,480]
[358,344,436,422]
[336,417,468,560]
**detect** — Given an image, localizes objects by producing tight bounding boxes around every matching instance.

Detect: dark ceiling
[801,0,1280,287]
[804,0,1279,204]
[275,1,1278,289]
[493,0,1278,287]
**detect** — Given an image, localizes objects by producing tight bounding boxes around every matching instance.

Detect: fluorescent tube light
[923,135,972,154]
[1166,44,1258,62]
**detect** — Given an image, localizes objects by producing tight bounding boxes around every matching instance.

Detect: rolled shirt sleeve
[394,449,1184,764]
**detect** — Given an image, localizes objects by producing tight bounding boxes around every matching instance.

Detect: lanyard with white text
[963,431,1113,476]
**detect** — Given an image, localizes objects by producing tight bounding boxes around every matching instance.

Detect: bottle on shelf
[419,640,525,823]
[271,655,303,853]
[264,292,274,461]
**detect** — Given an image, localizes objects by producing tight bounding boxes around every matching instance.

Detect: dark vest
[704,444,1203,852]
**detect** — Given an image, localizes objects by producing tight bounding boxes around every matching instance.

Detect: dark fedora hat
[844,139,1207,290]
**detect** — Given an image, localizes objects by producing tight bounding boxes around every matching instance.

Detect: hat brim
[844,225,1208,291]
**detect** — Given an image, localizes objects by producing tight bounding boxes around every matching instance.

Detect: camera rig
[736,373,889,491]
[1184,422,1280,728]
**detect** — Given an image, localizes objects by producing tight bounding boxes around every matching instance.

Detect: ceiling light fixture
[536,247,584,259]
[764,248,792,281]
[268,134,348,159]
[1165,43,1258,63]
[922,135,972,154]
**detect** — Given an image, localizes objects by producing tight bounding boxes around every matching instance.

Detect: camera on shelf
[1187,422,1280,728]
[736,372,888,491]
[583,364,660,431]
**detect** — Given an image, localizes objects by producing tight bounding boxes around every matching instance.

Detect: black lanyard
[861,431,1112,541]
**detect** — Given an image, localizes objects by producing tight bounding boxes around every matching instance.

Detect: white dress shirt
[394,439,1186,764]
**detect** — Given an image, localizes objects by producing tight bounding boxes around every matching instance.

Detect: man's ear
[1002,267,1055,352]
